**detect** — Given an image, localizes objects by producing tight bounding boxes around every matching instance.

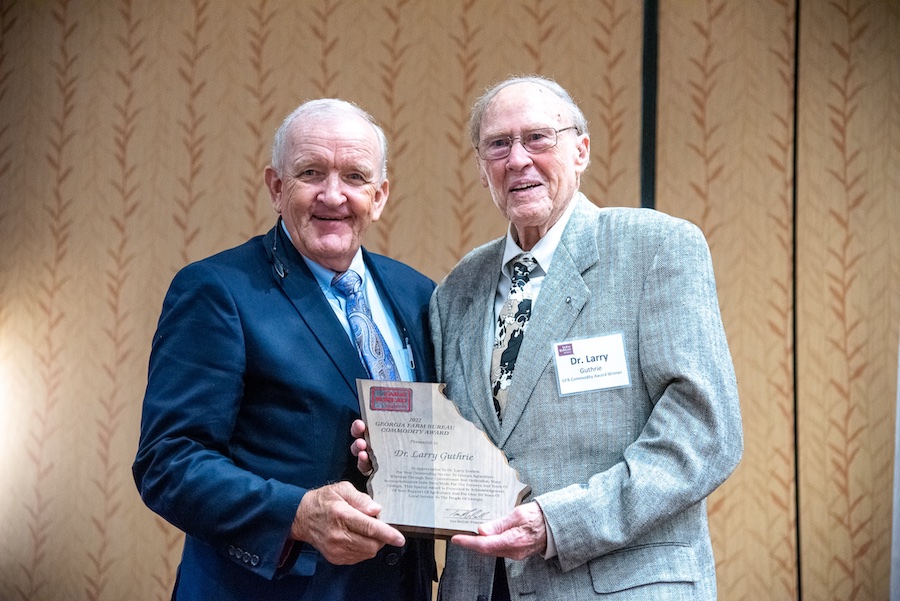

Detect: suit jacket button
[385,552,399,566]
[243,552,252,563]
[250,554,260,566]
[228,545,236,556]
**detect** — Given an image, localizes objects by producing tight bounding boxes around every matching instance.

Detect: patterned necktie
[491,253,537,420]
[332,270,400,380]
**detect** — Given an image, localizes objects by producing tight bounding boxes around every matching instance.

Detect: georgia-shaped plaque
[357,379,531,539]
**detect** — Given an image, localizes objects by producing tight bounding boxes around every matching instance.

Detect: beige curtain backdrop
[0,1,897,600]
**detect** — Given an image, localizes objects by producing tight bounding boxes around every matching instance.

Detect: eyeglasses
[475,126,577,160]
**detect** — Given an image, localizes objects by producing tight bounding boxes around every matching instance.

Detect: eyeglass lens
[478,127,571,160]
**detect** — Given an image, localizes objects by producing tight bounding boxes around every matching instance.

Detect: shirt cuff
[539,506,557,559]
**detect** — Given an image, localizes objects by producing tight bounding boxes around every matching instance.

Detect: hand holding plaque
[357,379,530,539]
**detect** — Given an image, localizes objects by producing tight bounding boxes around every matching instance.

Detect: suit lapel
[364,250,431,382]
[497,195,601,444]
[456,242,505,439]
[265,225,367,396]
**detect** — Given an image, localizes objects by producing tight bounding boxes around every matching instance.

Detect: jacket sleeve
[535,219,743,572]
[132,261,305,580]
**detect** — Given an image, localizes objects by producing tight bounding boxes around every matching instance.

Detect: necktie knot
[510,253,537,291]
[332,270,363,297]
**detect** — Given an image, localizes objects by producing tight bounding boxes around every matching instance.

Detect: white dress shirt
[492,194,579,559]
[493,193,578,321]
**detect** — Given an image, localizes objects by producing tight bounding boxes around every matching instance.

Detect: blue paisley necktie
[490,253,537,420]
[332,270,400,381]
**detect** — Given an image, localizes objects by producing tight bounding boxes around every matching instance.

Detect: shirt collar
[281,220,367,293]
[303,251,367,296]
[500,191,578,276]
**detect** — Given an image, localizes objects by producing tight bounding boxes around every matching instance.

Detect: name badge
[553,333,631,396]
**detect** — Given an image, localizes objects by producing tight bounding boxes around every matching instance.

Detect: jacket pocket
[587,542,698,593]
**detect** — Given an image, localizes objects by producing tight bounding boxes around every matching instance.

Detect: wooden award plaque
[357,379,531,539]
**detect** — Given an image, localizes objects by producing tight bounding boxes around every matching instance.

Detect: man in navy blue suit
[133,99,435,600]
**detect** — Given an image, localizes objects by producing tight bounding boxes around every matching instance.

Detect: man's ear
[476,157,489,187]
[264,166,283,213]
[370,178,390,221]
[573,134,590,174]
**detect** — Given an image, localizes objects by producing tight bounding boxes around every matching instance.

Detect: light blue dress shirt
[302,252,415,383]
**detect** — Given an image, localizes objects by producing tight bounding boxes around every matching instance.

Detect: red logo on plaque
[370,387,413,412]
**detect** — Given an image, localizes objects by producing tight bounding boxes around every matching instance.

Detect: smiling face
[476,82,590,250]
[265,113,388,272]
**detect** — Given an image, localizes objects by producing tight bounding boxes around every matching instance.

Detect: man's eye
[487,138,510,149]
[525,131,549,142]
[296,169,321,180]
[344,173,369,185]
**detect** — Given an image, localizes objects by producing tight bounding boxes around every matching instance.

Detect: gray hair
[468,75,589,148]
[270,98,389,182]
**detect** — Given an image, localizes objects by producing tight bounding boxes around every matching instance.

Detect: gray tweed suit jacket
[431,194,743,600]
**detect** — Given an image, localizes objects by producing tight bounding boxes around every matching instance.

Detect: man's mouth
[510,182,541,193]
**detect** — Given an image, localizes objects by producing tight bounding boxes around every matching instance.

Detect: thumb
[478,514,513,536]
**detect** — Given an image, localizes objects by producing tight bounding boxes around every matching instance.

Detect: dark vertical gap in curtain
[792,0,802,599]
[640,0,659,210]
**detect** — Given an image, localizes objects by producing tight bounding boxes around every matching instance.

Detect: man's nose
[505,140,533,169]
[320,173,345,204]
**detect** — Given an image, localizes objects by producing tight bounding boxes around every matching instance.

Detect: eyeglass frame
[475,126,578,160]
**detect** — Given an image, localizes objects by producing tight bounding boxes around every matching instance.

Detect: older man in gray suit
[356,75,742,600]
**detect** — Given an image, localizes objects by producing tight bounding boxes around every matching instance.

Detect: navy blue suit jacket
[133,223,436,600]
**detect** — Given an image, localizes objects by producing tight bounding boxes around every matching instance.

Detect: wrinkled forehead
[480,83,570,135]
[287,115,382,163]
